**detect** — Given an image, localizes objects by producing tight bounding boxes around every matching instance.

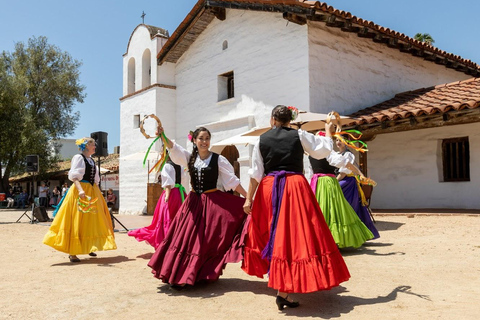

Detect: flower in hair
[287,106,298,121]
[187,131,194,142]
[75,138,88,151]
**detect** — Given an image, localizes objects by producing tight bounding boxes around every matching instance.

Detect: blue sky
[1,0,479,152]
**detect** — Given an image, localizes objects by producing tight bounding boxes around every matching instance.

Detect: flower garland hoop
[326,111,342,133]
[139,114,170,173]
[139,114,162,139]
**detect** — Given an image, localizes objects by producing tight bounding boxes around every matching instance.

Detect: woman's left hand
[243,199,252,214]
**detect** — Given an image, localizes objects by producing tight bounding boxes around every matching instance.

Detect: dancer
[335,137,379,239]
[128,157,187,249]
[43,137,117,262]
[148,127,248,288]
[242,105,351,310]
[309,132,374,249]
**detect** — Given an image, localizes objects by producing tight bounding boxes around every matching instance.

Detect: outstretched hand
[324,122,334,135]
[156,126,164,137]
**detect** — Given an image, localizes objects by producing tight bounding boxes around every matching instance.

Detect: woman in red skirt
[242,106,350,310]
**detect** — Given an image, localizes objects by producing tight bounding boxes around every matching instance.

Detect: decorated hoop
[139,114,162,139]
[326,111,342,133]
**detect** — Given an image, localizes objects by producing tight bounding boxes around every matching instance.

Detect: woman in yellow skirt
[43,137,117,262]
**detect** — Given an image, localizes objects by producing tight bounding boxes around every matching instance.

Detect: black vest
[259,127,304,174]
[189,153,219,193]
[167,160,182,185]
[309,156,337,175]
[80,154,96,185]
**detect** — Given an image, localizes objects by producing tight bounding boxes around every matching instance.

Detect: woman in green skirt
[308,132,373,248]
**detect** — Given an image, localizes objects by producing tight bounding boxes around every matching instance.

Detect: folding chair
[360,184,376,223]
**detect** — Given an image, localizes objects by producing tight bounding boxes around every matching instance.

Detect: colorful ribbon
[334,130,368,153]
[143,132,170,174]
[174,183,186,203]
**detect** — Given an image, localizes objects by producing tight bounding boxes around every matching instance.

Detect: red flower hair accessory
[316,131,326,137]
[287,106,298,121]
[187,131,194,142]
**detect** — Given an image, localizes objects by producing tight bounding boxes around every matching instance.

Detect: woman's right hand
[78,190,86,199]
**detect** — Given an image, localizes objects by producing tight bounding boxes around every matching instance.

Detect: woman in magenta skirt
[128,157,187,248]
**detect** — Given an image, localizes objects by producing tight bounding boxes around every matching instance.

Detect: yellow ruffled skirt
[43,182,117,255]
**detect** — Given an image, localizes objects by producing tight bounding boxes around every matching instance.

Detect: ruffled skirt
[148,190,247,285]
[43,182,117,255]
[310,174,374,248]
[128,188,185,249]
[339,176,379,239]
[242,174,350,293]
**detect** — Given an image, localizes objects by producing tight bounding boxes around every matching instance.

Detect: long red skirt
[148,190,247,285]
[242,174,350,293]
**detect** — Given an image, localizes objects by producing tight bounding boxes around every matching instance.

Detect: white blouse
[160,162,188,188]
[335,151,355,174]
[249,129,334,183]
[168,142,240,191]
[68,154,100,184]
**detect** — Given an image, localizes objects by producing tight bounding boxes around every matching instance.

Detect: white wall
[307,22,471,115]
[367,123,480,209]
[174,10,310,144]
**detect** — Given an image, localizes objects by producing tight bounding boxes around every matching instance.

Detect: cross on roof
[141,11,146,24]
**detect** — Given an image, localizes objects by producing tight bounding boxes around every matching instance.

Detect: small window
[223,40,228,50]
[442,137,470,182]
[218,71,234,102]
[133,114,140,129]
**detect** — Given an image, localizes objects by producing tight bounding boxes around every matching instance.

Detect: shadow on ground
[51,255,135,267]
[157,280,429,318]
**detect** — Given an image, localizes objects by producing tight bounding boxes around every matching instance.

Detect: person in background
[6,188,15,208]
[38,182,49,207]
[16,190,29,209]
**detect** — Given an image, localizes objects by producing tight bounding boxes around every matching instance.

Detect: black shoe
[169,284,186,291]
[69,255,81,263]
[276,295,299,310]
[89,252,97,257]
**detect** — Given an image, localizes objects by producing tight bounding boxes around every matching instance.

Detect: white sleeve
[95,164,100,185]
[248,141,264,183]
[168,142,191,168]
[327,151,350,169]
[217,155,241,191]
[298,129,333,160]
[338,152,355,174]
[160,163,176,188]
[68,154,85,181]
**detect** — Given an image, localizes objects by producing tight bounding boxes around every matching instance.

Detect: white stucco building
[119,0,480,214]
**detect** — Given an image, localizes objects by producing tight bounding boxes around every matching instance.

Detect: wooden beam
[341,20,360,33]
[283,12,307,25]
[357,27,376,38]
[307,14,327,22]
[211,7,226,21]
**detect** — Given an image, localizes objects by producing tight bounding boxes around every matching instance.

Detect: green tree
[0,36,85,192]
[414,33,435,45]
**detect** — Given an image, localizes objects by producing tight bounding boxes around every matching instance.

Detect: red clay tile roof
[349,78,480,125]
[156,0,479,76]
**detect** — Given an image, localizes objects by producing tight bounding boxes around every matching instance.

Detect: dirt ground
[1,208,479,320]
